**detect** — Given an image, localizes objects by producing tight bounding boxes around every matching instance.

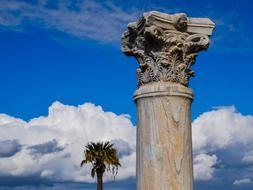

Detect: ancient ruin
[122,11,214,190]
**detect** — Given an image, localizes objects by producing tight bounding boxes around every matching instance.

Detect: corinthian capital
[122,11,215,87]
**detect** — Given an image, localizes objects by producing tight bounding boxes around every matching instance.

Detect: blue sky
[0,0,253,190]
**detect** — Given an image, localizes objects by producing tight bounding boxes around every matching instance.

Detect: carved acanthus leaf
[121,11,214,87]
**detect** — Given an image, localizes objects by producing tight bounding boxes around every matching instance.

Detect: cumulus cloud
[192,106,253,181]
[110,139,134,158]
[28,139,65,156]
[0,139,22,157]
[0,0,140,43]
[192,106,253,152]
[193,154,217,181]
[233,178,252,185]
[0,101,136,183]
[1,103,253,185]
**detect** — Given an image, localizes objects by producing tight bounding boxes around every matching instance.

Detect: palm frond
[80,141,121,177]
[80,160,85,167]
[91,167,96,178]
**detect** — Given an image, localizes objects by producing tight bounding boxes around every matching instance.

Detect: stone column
[121,11,214,190]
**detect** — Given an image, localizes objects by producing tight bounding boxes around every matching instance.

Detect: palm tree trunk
[97,172,103,190]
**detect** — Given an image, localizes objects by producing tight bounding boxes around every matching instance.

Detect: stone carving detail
[121,11,214,87]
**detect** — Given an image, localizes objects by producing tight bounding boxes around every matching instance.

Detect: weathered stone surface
[121,11,215,87]
[121,11,214,190]
[134,82,194,190]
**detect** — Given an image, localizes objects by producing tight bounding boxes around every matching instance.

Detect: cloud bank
[0,101,136,183]
[192,106,253,152]
[1,102,253,188]
[192,106,253,182]
[193,154,217,181]
[0,139,22,158]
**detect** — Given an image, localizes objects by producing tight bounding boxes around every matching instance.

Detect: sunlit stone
[122,11,214,190]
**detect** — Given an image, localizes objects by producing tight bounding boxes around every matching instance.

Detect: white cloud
[1,103,253,183]
[0,101,136,182]
[193,154,217,181]
[242,151,253,163]
[192,106,253,152]
[233,178,252,185]
[111,139,134,158]
[0,139,22,157]
[0,0,140,43]
[192,106,253,181]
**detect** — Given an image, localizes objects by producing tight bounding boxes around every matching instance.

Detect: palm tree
[80,141,121,190]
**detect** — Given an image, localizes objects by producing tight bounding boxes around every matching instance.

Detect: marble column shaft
[135,82,193,190]
[121,11,215,190]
